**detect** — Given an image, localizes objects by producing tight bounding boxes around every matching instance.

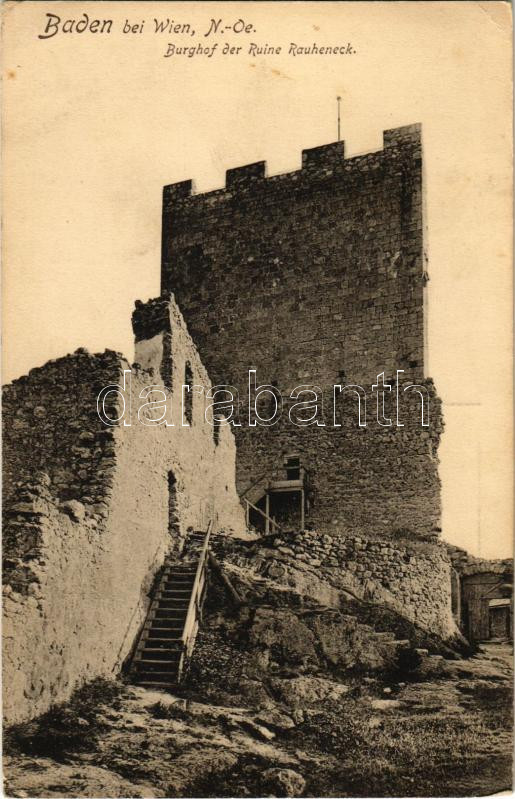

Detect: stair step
[167,569,196,575]
[165,573,196,578]
[151,609,187,617]
[136,646,183,665]
[148,620,186,627]
[148,621,184,628]
[147,624,184,638]
[158,597,191,603]
[167,568,197,574]
[148,623,184,631]
[161,580,191,587]
[136,669,180,679]
[136,680,177,689]
[146,637,182,644]
[168,564,197,570]
[163,586,194,592]
[156,591,191,609]
[141,645,181,653]
[143,636,182,644]
[158,598,190,604]
[140,651,181,661]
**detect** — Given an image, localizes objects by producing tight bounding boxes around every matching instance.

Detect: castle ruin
[4,124,467,726]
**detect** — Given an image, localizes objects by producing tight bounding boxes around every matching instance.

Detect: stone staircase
[130,530,210,690]
[356,624,449,670]
[130,528,445,691]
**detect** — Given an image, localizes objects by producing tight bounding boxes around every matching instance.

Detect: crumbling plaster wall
[3,297,244,724]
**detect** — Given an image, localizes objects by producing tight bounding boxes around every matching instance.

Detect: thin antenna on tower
[337,96,342,141]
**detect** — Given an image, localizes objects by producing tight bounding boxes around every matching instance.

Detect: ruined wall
[161,124,442,538]
[446,544,513,578]
[3,296,245,724]
[445,544,513,640]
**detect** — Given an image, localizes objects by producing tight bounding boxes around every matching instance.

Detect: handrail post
[243,497,282,533]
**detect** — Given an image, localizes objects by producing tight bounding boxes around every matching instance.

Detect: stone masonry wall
[237,379,443,538]
[234,529,456,640]
[161,124,442,538]
[162,124,426,389]
[3,296,245,724]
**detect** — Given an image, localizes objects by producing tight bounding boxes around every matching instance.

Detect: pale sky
[2,1,512,557]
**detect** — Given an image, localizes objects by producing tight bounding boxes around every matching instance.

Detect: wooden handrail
[240,471,270,499]
[178,521,212,680]
[244,497,281,532]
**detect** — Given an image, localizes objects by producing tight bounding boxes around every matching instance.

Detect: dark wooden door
[489,606,510,639]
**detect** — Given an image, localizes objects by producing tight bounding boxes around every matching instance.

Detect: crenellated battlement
[383,123,422,148]
[163,179,194,203]
[301,140,345,171]
[163,124,421,204]
[226,160,267,189]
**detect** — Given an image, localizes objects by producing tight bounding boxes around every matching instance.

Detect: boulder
[61,500,86,522]
[308,612,386,671]
[238,679,276,709]
[255,708,296,732]
[262,767,306,797]
[270,676,350,708]
[249,608,319,669]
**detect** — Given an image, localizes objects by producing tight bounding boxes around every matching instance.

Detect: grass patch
[5,678,125,761]
[288,693,513,797]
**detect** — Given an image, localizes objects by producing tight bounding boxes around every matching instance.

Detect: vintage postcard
[2,1,513,797]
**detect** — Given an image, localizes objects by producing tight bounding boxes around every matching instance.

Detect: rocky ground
[4,643,512,798]
[4,537,513,798]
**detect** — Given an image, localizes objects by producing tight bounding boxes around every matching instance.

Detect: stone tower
[161,124,443,539]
